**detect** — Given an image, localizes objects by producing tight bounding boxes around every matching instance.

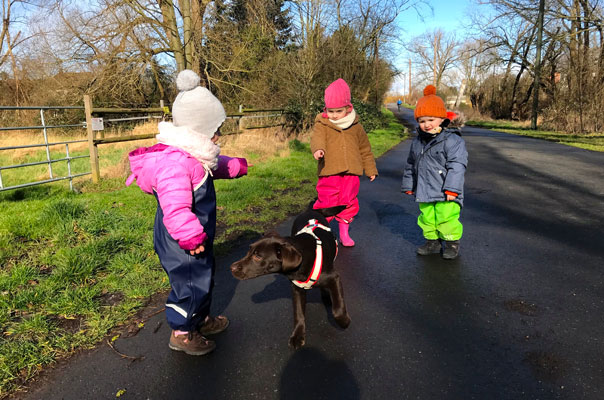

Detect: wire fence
[0,99,289,192]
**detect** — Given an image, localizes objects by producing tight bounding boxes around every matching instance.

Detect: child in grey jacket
[402,85,468,259]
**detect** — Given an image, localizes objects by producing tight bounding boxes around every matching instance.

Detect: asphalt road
[16,107,604,400]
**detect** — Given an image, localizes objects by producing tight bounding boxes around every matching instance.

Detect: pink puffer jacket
[126,143,247,250]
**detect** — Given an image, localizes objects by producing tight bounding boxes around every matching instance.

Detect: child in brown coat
[310,78,378,246]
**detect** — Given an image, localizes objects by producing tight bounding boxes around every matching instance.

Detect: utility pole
[374,39,379,106]
[408,59,412,103]
[531,0,546,130]
[433,35,437,88]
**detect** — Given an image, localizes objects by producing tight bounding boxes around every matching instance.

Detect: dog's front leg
[289,285,307,349]
[326,274,351,329]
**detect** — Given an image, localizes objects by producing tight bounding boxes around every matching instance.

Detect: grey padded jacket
[401,128,468,206]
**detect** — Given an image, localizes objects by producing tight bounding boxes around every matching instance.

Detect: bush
[351,99,387,132]
[285,98,387,133]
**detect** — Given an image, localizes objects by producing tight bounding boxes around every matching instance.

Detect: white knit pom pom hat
[172,70,226,139]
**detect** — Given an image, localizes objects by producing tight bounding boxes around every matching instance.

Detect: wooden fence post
[84,95,100,183]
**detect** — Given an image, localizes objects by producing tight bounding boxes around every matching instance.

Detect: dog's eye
[276,247,282,259]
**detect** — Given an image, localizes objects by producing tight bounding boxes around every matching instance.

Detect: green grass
[466,119,604,152]
[0,108,406,397]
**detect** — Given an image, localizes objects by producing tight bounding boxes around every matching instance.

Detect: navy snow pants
[153,176,217,332]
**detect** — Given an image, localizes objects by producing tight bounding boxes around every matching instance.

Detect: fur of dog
[230,205,350,349]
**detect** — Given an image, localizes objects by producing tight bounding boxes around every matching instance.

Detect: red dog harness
[292,219,336,289]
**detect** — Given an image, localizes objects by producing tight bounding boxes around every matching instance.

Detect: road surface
[16,106,604,400]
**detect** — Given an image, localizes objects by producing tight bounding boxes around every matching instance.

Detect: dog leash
[292,219,334,289]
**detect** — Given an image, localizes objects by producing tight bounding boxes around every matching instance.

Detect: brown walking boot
[169,330,216,356]
[198,315,229,336]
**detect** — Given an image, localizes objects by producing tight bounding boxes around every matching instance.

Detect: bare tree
[457,39,493,109]
[478,0,604,131]
[408,29,460,90]
[1,0,40,105]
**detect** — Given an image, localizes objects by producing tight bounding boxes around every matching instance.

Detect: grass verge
[466,119,604,152]
[0,108,406,397]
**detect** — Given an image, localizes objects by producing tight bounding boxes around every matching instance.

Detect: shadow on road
[279,347,360,400]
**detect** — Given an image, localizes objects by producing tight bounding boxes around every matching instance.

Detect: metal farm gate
[0,105,90,192]
[1,98,288,192]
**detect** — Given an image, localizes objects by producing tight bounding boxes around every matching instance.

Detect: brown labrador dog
[230,206,350,349]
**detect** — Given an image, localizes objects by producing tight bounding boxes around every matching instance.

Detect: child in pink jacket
[126,70,247,356]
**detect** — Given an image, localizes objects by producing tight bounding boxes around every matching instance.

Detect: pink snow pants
[313,174,360,223]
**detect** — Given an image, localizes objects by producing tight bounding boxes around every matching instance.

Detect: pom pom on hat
[172,70,226,139]
[414,84,447,120]
[176,70,201,91]
[423,85,437,96]
[324,78,352,109]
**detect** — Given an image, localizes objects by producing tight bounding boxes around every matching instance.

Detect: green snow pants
[418,201,463,241]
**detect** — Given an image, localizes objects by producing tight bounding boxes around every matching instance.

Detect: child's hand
[444,190,458,201]
[313,150,325,160]
[369,175,376,181]
[189,244,205,255]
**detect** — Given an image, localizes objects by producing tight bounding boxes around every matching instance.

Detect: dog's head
[231,234,302,280]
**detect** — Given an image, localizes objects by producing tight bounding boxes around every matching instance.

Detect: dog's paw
[289,334,306,349]
[335,313,351,329]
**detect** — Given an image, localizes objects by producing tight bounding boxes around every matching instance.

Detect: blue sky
[398,0,479,39]
[391,0,491,92]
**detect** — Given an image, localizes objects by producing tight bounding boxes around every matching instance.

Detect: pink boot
[339,222,355,247]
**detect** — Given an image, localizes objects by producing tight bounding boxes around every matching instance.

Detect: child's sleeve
[213,155,248,179]
[357,127,378,177]
[401,145,416,193]
[443,136,468,194]
[310,123,326,155]
[155,163,207,251]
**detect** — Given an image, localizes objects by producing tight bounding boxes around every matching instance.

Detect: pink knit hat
[324,78,352,109]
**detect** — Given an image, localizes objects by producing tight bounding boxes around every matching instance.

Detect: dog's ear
[306,199,317,211]
[277,241,302,271]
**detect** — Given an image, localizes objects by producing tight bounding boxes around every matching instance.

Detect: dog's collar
[292,219,334,289]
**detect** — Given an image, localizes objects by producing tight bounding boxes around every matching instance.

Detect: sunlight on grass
[466,119,604,152]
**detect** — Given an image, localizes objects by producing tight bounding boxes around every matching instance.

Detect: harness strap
[292,219,333,289]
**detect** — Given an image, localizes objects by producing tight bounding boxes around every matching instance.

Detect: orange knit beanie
[414,85,447,120]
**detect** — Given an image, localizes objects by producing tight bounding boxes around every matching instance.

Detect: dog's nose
[230,262,241,273]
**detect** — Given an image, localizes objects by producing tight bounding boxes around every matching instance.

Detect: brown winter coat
[310,114,378,177]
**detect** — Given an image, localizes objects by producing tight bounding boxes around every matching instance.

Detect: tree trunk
[509,27,535,119]
[179,0,193,67]
[6,30,20,105]
[531,0,545,130]
[598,23,604,84]
[158,0,186,71]
[455,79,466,108]
[510,64,526,119]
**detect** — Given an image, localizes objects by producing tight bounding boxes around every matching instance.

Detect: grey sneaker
[416,239,441,255]
[169,330,216,356]
[442,240,460,260]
